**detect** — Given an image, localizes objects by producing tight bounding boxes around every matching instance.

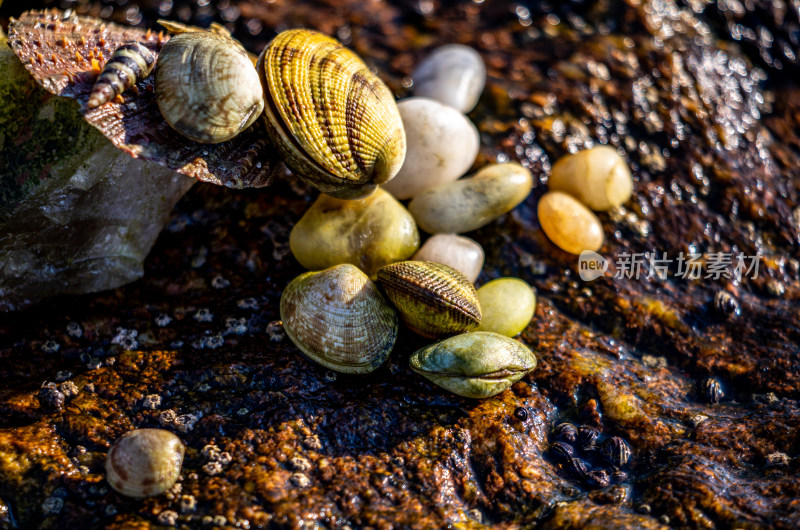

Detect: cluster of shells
[61,14,633,398]
[548,422,633,489]
[8,10,638,499]
[276,44,635,399]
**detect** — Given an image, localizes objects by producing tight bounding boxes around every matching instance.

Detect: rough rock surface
[0,0,799,529]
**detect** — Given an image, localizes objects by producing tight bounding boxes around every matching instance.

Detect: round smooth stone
[289,188,419,278]
[408,162,533,234]
[412,234,484,283]
[537,191,604,255]
[412,44,486,113]
[475,278,536,337]
[548,146,633,211]
[382,98,480,200]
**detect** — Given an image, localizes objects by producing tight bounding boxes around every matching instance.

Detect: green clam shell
[409,331,537,398]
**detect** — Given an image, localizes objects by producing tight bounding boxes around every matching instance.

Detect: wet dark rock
[0,0,799,529]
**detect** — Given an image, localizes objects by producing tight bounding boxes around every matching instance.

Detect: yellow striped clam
[377,261,482,338]
[257,29,407,199]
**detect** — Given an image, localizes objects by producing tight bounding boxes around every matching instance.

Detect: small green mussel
[409,331,537,398]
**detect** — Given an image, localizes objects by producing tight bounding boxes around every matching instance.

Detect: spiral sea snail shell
[87,42,157,109]
[257,29,407,199]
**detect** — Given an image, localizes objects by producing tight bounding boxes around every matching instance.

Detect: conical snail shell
[105,428,185,498]
[280,264,398,373]
[155,31,264,143]
[258,29,407,199]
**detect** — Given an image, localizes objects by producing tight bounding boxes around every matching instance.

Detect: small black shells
[586,469,611,488]
[552,422,578,444]
[548,421,633,489]
[578,426,599,450]
[566,457,589,478]
[38,382,65,410]
[702,377,724,404]
[602,436,631,468]
[550,441,574,462]
[713,290,740,318]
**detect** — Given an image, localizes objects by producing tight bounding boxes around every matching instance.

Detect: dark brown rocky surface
[0,0,798,528]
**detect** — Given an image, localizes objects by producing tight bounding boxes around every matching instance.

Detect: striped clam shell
[155,30,264,143]
[105,428,185,498]
[258,29,406,199]
[377,261,481,338]
[280,264,398,374]
[87,42,156,109]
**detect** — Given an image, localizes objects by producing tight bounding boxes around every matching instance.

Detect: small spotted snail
[90,22,406,198]
[105,428,185,498]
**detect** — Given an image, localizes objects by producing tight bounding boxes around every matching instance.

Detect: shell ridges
[280,264,398,373]
[259,29,406,199]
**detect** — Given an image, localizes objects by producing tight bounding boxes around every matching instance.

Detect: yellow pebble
[289,188,419,278]
[475,278,536,337]
[537,191,604,255]
[548,145,633,211]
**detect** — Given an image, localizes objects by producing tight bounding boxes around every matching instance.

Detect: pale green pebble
[408,162,533,234]
[475,278,536,336]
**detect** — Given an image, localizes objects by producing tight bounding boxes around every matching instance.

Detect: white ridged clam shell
[155,31,264,143]
[280,264,398,373]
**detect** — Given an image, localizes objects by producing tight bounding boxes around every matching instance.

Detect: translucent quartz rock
[408,162,533,234]
[289,188,420,278]
[382,98,479,200]
[476,278,536,337]
[548,146,633,211]
[0,43,195,311]
[413,234,484,283]
[412,44,486,113]
[537,191,604,255]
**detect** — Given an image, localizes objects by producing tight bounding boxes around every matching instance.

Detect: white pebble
[412,44,486,113]
[412,234,485,283]
[382,98,479,200]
